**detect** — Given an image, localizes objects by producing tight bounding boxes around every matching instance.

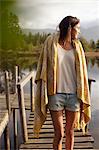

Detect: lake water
[87,62,99,148]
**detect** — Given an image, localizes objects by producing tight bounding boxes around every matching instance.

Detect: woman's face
[71,23,80,40]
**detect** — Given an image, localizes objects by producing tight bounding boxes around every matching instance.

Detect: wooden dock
[0,67,96,149]
[0,93,30,133]
[85,51,99,58]
[19,111,94,150]
[0,93,31,110]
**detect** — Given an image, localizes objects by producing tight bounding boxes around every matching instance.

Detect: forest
[0,2,99,71]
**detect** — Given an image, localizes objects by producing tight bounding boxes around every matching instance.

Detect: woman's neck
[58,39,73,50]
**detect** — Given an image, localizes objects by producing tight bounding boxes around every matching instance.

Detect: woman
[34,16,91,150]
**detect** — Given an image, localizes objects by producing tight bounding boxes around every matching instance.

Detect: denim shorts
[48,93,80,112]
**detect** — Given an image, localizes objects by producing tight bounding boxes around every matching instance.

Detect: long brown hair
[59,16,80,42]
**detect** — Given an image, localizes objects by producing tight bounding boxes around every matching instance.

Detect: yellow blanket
[33,32,91,138]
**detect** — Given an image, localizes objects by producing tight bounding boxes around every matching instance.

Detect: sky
[15,0,99,29]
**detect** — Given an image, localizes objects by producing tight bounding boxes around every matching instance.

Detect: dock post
[4,71,11,150]
[4,126,10,150]
[85,78,96,132]
[13,65,19,149]
[17,84,28,142]
[15,65,20,93]
[30,76,34,112]
[13,109,18,150]
[5,71,11,114]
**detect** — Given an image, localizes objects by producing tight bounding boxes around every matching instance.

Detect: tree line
[0,11,99,53]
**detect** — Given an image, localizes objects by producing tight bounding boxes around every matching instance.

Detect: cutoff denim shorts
[48,93,80,112]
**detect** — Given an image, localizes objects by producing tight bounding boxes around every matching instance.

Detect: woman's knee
[54,130,64,142]
[65,126,74,136]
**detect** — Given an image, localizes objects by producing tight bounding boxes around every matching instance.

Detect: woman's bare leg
[50,110,64,150]
[65,110,78,150]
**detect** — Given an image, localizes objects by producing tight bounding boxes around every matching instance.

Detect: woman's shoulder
[45,31,59,43]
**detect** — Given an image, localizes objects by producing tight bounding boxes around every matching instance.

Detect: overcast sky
[15,0,99,29]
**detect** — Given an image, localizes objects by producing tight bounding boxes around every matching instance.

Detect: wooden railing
[0,67,18,150]
[17,71,35,142]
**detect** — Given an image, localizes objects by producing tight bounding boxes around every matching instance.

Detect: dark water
[88,62,99,148]
[0,62,99,149]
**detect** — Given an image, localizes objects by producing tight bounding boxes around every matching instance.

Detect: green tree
[80,36,90,52]
[27,32,33,44]
[0,10,25,50]
[28,43,34,51]
[23,32,50,46]
[89,40,96,49]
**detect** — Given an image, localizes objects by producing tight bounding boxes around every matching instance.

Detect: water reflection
[0,52,99,72]
[0,51,38,72]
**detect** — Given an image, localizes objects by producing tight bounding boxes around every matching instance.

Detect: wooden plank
[19,111,94,150]
[28,120,53,125]
[20,142,93,149]
[28,133,92,139]
[0,94,31,110]
[27,128,93,136]
[0,110,9,137]
[20,148,97,150]
[27,124,92,133]
[85,51,99,58]
[0,94,17,110]
[25,137,94,143]
[17,71,34,88]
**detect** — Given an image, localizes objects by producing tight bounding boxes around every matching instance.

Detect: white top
[56,43,77,94]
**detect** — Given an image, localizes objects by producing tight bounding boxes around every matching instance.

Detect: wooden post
[30,77,34,112]
[12,66,19,149]
[15,65,20,93]
[4,126,10,150]
[13,109,18,150]
[0,137,1,150]
[17,84,28,142]
[4,71,11,150]
[88,79,96,94]
[5,71,11,114]
[85,78,96,132]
